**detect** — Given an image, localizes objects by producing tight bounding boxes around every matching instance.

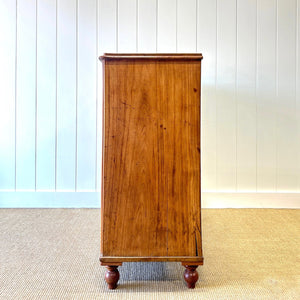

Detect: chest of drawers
[99,53,203,289]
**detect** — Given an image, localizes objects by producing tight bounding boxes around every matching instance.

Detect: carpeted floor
[0,209,299,299]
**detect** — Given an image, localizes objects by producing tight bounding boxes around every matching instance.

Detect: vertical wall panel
[277,0,297,191]
[99,0,117,53]
[216,0,237,191]
[56,0,77,191]
[15,0,36,190]
[157,0,176,52]
[118,0,137,52]
[0,0,16,190]
[177,0,196,52]
[1,0,300,201]
[138,0,156,52]
[197,0,217,191]
[297,0,300,191]
[97,0,117,191]
[257,0,277,191]
[96,0,101,192]
[77,0,97,190]
[236,0,257,191]
[36,0,56,190]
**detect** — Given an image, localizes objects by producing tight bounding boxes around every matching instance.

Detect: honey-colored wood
[100,256,203,263]
[100,53,203,61]
[100,53,203,288]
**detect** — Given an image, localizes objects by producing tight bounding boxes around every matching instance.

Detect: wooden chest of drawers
[99,53,203,289]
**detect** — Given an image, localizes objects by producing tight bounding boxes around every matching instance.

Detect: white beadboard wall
[0,0,299,208]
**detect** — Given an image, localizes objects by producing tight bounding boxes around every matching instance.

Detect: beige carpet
[0,209,299,299]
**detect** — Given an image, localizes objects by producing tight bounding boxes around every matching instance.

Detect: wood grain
[100,53,203,60]
[100,256,203,263]
[101,54,202,261]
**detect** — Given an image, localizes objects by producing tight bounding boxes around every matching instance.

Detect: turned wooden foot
[105,266,120,289]
[183,265,199,289]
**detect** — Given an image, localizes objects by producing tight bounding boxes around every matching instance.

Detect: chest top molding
[99,53,203,61]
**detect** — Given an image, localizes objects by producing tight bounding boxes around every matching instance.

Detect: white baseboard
[0,191,299,208]
[202,192,300,208]
[0,192,100,208]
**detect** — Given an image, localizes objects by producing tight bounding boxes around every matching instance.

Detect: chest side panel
[156,61,201,257]
[101,58,202,258]
[102,60,167,256]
